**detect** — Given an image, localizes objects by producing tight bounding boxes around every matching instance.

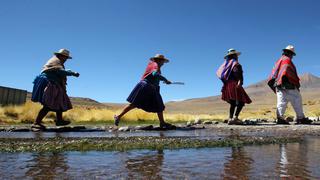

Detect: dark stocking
[235,102,244,117]
[229,101,236,119]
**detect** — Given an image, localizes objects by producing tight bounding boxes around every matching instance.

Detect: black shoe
[276,118,290,125]
[160,123,176,130]
[56,119,71,126]
[296,117,312,124]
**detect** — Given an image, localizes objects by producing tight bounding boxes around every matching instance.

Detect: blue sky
[0,0,319,103]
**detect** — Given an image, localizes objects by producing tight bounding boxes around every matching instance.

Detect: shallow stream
[0,130,319,179]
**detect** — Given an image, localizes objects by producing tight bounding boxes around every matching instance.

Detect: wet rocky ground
[1,118,320,134]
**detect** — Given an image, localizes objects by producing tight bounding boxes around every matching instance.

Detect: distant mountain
[165,73,320,114]
[299,73,320,89]
[25,73,320,114]
[26,92,107,108]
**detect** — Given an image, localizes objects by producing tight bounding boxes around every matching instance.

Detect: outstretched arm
[57,69,80,77]
[152,71,171,84]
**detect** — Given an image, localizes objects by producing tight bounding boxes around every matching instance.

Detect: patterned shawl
[268,55,300,87]
[41,56,65,73]
[41,56,67,87]
[216,58,239,82]
[141,61,160,80]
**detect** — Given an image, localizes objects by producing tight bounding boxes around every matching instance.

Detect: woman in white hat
[216,49,252,125]
[114,54,175,129]
[31,49,80,130]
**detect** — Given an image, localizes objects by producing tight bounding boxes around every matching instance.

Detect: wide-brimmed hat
[150,54,169,63]
[54,49,72,59]
[282,45,296,56]
[224,48,241,58]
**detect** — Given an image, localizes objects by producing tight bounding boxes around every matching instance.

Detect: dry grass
[0,101,221,124]
[1,100,320,125]
[0,102,43,124]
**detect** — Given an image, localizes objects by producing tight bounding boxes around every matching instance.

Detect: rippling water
[0,137,319,179]
[0,128,227,139]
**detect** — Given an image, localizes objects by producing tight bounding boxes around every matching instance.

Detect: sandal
[31,123,47,130]
[228,118,244,125]
[114,115,120,126]
[224,118,233,124]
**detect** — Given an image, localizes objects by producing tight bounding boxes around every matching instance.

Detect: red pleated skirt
[221,80,252,104]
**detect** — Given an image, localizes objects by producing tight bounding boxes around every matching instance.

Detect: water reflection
[0,138,319,179]
[277,143,312,179]
[125,150,164,179]
[25,153,68,179]
[222,147,253,179]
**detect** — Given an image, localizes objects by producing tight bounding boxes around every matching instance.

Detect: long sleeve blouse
[42,69,76,85]
[144,71,168,86]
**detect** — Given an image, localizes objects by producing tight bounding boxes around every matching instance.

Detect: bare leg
[34,106,50,125]
[116,104,136,120]
[157,112,175,129]
[157,111,166,125]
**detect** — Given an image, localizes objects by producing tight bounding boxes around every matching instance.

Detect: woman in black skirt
[114,54,175,128]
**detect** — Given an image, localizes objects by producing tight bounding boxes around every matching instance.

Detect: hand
[73,72,80,77]
[236,81,242,87]
[165,80,172,84]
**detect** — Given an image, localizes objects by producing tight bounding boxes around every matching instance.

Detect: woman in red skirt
[216,49,252,125]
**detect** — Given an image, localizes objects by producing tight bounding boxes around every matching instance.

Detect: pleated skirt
[127,80,165,113]
[221,80,252,104]
[31,75,72,112]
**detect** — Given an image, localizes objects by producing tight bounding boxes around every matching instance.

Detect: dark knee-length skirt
[31,75,72,112]
[127,80,165,113]
[221,80,252,104]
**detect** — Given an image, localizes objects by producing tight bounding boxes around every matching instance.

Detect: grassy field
[1,100,319,125]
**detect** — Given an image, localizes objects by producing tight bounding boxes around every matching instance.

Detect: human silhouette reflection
[222,147,253,179]
[159,131,164,138]
[25,152,69,179]
[277,143,311,179]
[125,150,164,179]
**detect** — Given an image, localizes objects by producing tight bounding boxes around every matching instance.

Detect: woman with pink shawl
[114,54,175,129]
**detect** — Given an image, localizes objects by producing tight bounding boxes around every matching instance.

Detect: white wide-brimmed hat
[150,54,169,63]
[282,45,296,56]
[224,48,241,58]
[54,49,72,59]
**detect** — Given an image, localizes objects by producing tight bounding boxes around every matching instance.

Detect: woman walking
[114,54,175,129]
[31,49,80,130]
[216,49,252,125]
